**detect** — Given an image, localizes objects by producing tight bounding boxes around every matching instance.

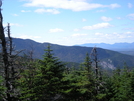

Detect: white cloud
[116,17,121,20]
[10,23,24,27]
[128,14,134,17]
[125,31,133,34]
[72,0,87,1]
[82,18,87,22]
[21,10,31,12]
[12,14,19,16]
[82,23,113,30]
[109,3,121,9]
[128,3,133,8]
[123,27,134,30]
[95,32,103,36]
[24,0,121,11]
[52,31,134,45]
[74,28,80,31]
[19,35,41,39]
[35,9,60,14]
[101,16,112,21]
[49,28,64,33]
[96,10,106,12]
[94,32,134,39]
[127,13,134,20]
[71,33,87,37]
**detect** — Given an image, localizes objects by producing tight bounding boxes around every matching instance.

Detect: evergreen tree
[130,69,134,100]
[18,59,39,101]
[62,68,93,101]
[81,53,95,100]
[108,65,132,101]
[33,44,65,101]
[119,63,131,100]
[62,53,95,101]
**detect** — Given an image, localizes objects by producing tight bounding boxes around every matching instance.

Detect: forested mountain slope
[12,38,134,68]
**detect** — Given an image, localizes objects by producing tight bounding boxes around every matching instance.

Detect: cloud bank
[24,0,121,11]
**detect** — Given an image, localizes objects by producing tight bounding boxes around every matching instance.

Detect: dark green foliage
[1,39,134,101]
[62,53,95,101]
[0,46,134,101]
[81,53,95,100]
[0,76,5,100]
[18,59,39,101]
[19,45,65,101]
[62,69,93,101]
[130,70,134,100]
[103,64,133,101]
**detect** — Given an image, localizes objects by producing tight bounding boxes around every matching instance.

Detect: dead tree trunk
[0,2,21,100]
[91,47,100,96]
[0,4,12,101]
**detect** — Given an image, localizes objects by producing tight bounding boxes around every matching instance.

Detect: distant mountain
[12,38,134,69]
[119,51,134,56]
[77,43,134,51]
[77,43,134,56]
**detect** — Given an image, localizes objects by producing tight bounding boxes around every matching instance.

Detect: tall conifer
[34,44,65,100]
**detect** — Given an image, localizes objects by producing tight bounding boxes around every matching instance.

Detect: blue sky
[1,0,134,46]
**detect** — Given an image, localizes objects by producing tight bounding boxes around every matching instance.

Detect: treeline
[0,44,134,101]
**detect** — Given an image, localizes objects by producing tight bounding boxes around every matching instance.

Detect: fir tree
[81,53,95,100]
[62,53,95,101]
[33,44,65,101]
[18,59,39,101]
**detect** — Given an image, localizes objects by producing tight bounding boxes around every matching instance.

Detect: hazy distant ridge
[77,42,134,51]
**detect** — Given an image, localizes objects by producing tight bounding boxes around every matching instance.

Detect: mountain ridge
[11,38,134,69]
[76,42,134,51]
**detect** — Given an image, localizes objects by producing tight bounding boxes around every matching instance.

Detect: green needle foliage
[18,58,39,101]
[62,53,95,101]
[0,76,5,100]
[33,44,65,101]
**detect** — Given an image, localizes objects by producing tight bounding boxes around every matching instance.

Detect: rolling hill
[11,38,134,69]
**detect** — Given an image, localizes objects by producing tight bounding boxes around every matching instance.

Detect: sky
[1,0,134,46]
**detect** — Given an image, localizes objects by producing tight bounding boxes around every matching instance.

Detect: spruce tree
[18,58,39,101]
[62,53,95,101]
[109,65,132,101]
[82,53,95,100]
[33,44,65,101]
